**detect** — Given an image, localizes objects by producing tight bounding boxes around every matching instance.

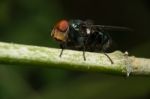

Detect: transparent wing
[91,25,133,31]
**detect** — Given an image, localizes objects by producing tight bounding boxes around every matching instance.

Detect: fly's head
[51,20,69,42]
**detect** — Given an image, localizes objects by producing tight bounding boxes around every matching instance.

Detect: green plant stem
[0,42,150,76]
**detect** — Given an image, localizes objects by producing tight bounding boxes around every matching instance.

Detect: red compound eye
[57,20,69,32]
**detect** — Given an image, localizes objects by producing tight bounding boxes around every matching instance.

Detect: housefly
[51,19,130,64]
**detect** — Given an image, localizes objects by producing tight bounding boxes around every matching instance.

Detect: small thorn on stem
[124,51,132,77]
[124,51,128,56]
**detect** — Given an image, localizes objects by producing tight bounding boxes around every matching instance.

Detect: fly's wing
[92,25,133,52]
[91,25,133,32]
[89,25,132,52]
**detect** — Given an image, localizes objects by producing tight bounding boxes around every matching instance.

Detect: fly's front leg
[59,43,65,57]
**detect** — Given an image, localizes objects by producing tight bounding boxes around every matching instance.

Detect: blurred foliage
[0,0,150,99]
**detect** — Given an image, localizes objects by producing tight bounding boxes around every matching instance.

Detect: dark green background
[0,0,150,99]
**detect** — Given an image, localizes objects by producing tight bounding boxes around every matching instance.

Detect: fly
[51,19,130,64]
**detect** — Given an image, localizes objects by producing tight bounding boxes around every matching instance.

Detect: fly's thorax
[69,20,83,31]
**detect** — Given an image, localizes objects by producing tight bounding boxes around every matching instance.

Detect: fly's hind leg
[102,51,114,64]
[102,42,114,64]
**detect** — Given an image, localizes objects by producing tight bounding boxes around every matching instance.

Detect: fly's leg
[102,40,114,64]
[99,31,113,64]
[102,51,114,64]
[82,39,86,61]
[59,44,64,57]
[93,38,114,64]
[101,42,114,64]
[83,45,86,61]
[86,31,113,64]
